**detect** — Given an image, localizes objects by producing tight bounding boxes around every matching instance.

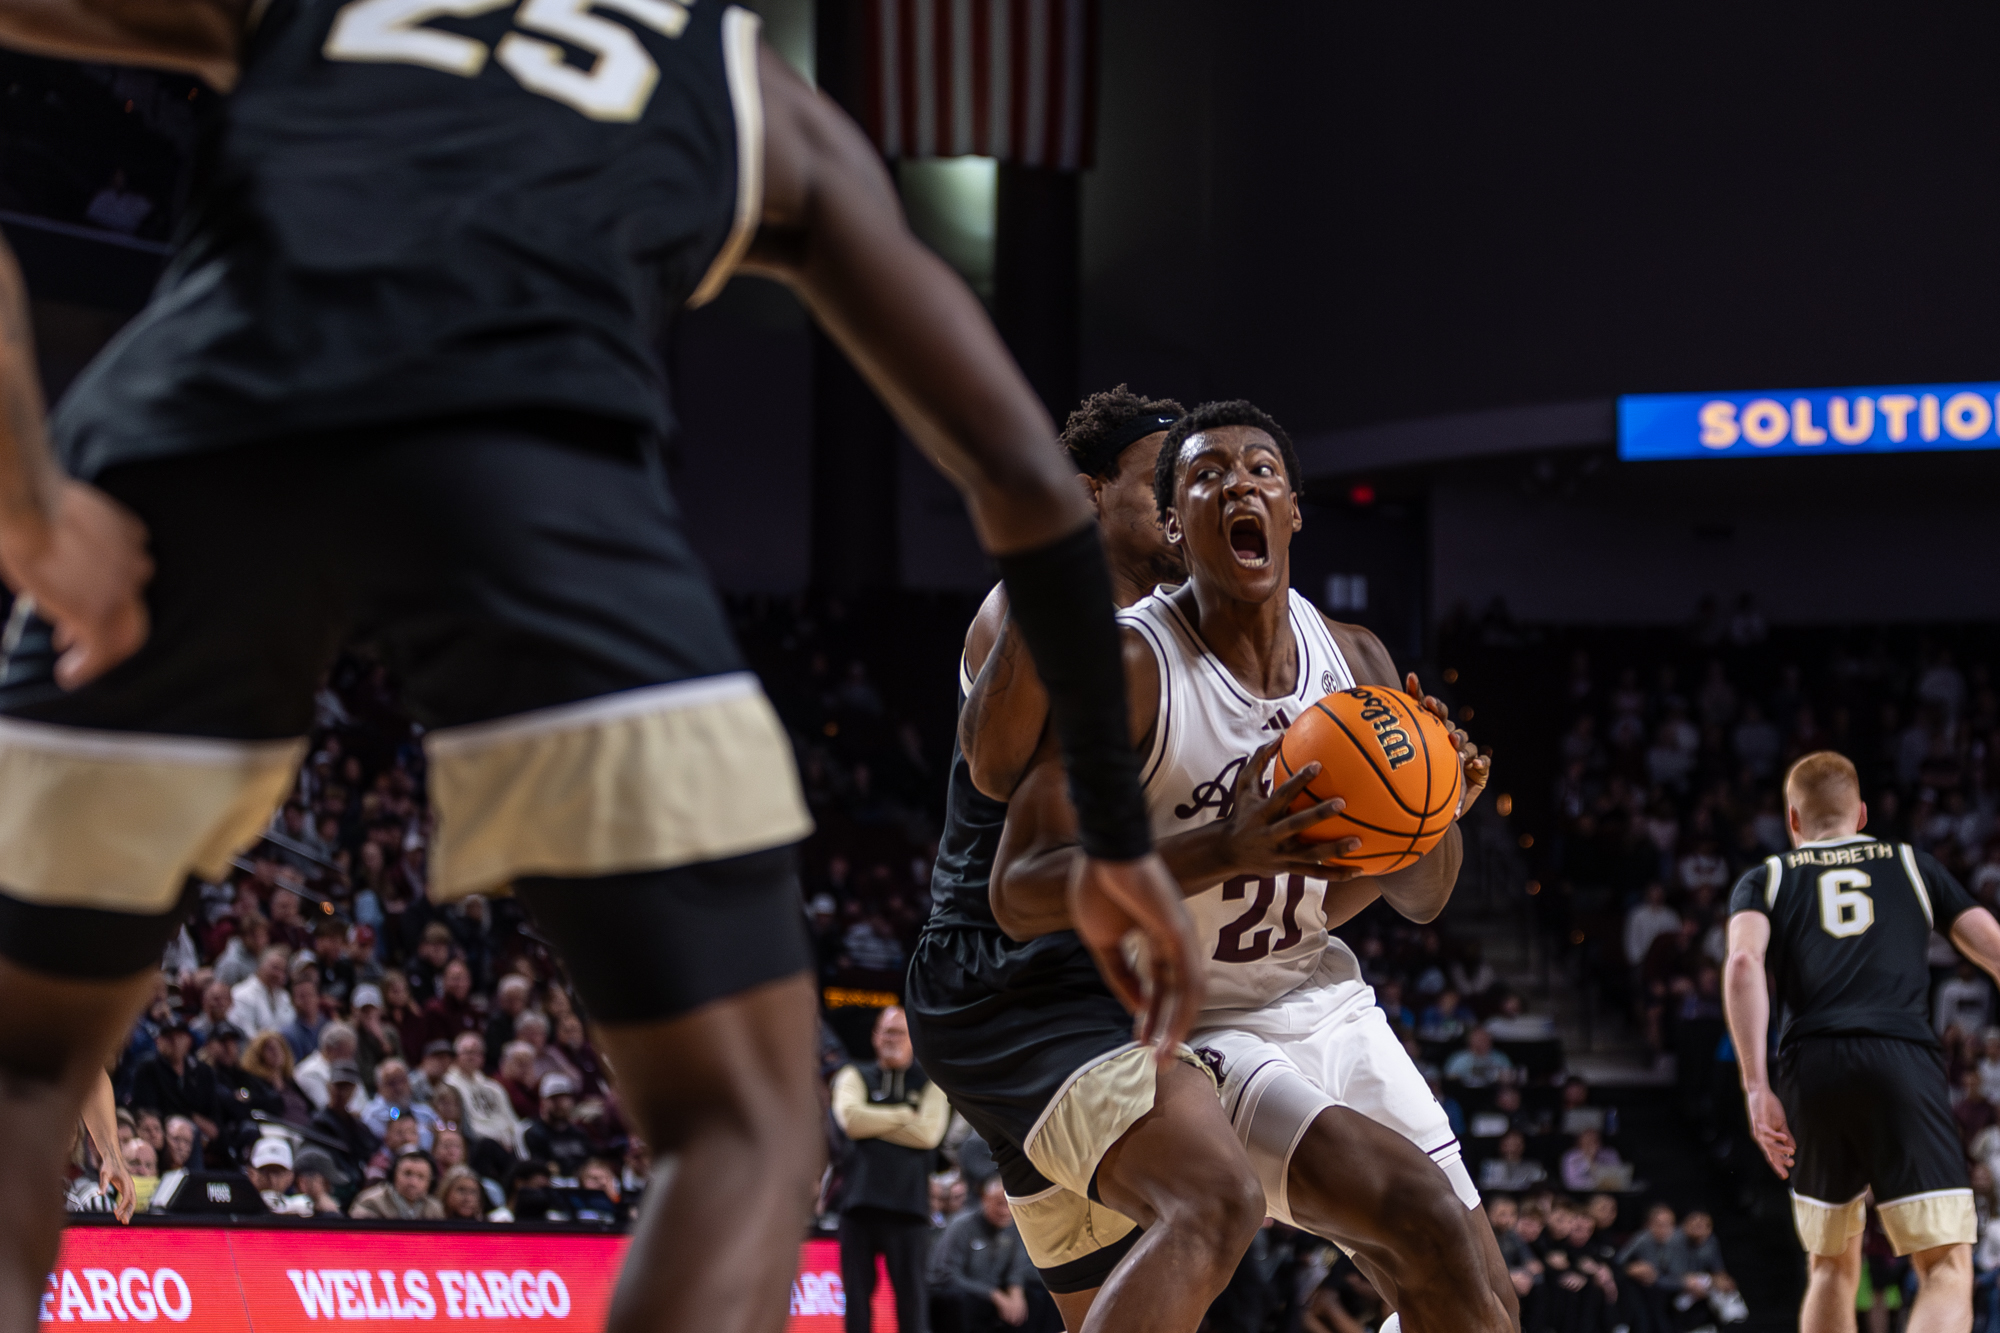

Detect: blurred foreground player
[911,391,1277,1333]
[1725,751,2000,1333]
[0,6,1200,1331]
[968,401,1513,1332]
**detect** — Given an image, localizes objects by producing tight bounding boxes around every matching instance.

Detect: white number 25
[324,0,691,122]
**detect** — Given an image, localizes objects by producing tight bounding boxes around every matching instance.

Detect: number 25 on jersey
[1819,869,1875,938]
[324,0,690,122]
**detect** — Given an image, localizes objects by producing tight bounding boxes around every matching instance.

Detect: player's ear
[1162,506,1183,544]
[1855,800,1868,833]
[1080,473,1102,514]
[1290,491,1304,533]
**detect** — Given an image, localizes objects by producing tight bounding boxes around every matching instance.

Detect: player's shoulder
[963,581,1009,676]
[1727,854,1785,915]
[1319,614,1395,688]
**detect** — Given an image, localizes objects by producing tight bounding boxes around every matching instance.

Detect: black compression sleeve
[995,525,1153,861]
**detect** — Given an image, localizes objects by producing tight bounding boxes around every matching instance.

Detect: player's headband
[1069,410,1181,480]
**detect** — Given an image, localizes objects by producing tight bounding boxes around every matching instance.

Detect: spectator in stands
[1470,1084,1544,1140]
[426,960,484,1048]
[365,1114,423,1182]
[1959,1069,2000,1147]
[213,914,270,988]
[440,1166,499,1222]
[382,971,430,1063]
[247,1137,309,1215]
[1616,1203,1683,1333]
[406,924,456,1001]
[350,1152,444,1220]
[497,1041,541,1119]
[512,1012,573,1085]
[927,1177,1032,1333]
[281,975,327,1063]
[1480,1131,1547,1192]
[1484,991,1555,1041]
[189,980,235,1047]
[1443,1027,1516,1087]
[230,947,298,1036]
[523,1075,592,1178]
[162,1116,198,1175]
[1560,1129,1626,1192]
[115,1138,158,1213]
[349,984,398,1089]
[552,1012,612,1105]
[410,1040,454,1104]
[296,1023,361,1112]
[446,1033,522,1155]
[433,1128,505,1214]
[1558,1078,1611,1135]
[1417,988,1468,1043]
[362,1059,442,1150]
[1376,979,1415,1034]
[1674,1210,1746,1322]
[484,975,532,1062]
[308,1062,379,1183]
[1939,960,1994,1036]
[312,919,357,1009]
[129,1019,222,1139]
[834,1007,950,1333]
[293,1148,344,1216]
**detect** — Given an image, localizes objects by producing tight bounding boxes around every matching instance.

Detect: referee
[1725,751,2000,1333]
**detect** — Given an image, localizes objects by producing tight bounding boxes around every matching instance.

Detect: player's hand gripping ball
[1276,686,1463,874]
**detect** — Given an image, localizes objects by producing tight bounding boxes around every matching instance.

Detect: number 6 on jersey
[1818,869,1874,938]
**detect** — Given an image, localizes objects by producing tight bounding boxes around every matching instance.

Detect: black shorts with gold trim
[0,415,812,1011]
[909,925,1198,1294]
[1777,1034,1974,1257]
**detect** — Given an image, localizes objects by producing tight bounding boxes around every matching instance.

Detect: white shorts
[1192,981,1479,1227]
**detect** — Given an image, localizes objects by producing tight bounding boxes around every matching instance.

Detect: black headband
[1106,412,1181,454]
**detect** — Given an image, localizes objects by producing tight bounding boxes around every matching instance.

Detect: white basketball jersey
[1118,586,1362,1016]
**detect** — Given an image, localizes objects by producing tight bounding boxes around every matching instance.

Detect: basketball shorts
[1777,1035,1974,1257]
[0,415,813,1015]
[907,924,1204,1293]
[1192,979,1478,1229]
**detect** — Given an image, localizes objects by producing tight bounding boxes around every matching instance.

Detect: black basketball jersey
[1728,835,1976,1051]
[925,678,1010,934]
[52,0,761,478]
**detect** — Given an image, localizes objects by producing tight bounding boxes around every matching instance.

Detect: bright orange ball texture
[1277,685,1462,875]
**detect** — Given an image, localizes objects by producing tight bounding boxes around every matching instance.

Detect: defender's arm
[1330,618,1486,924]
[1722,910,1794,1179]
[1949,907,2000,988]
[0,235,152,687]
[958,585,1051,802]
[0,0,243,88]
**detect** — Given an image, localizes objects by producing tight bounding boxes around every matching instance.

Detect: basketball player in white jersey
[988,400,1516,1332]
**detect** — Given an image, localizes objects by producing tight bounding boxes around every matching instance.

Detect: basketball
[1275,685,1463,875]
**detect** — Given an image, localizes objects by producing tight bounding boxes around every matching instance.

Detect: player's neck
[1176,577,1298,699]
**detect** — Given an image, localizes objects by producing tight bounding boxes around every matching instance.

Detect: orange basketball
[1275,685,1463,875]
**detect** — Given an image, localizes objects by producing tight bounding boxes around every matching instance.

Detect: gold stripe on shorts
[1878,1188,1976,1256]
[0,717,304,914]
[1789,1190,1867,1256]
[424,674,813,900]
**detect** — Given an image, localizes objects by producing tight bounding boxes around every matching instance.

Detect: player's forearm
[1153,824,1251,899]
[0,235,57,549]
[1369,824,1463,924]
[1722,952,1772,1090]
[79,1070,119,1162]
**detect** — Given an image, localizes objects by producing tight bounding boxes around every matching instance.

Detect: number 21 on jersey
[1818,869,1875,938]
[324,0,690,122]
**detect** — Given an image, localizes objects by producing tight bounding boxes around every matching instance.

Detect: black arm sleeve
[994,525,1152,861]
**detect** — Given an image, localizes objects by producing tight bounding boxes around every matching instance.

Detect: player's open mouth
[1228,514,1269,568]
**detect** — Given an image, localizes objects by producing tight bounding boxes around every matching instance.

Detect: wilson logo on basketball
[1351,688,1416,770]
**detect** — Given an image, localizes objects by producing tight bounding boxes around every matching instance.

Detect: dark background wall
[1081,2,2000,433]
